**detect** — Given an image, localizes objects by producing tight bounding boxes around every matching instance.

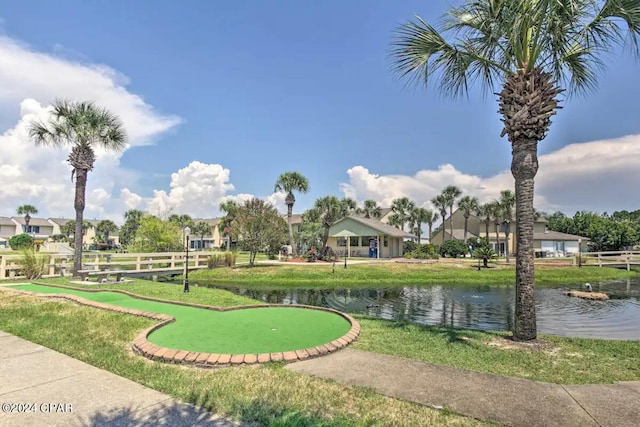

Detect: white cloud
[145,162,287,218]
[0,35,180,222]
[340,134,640,214]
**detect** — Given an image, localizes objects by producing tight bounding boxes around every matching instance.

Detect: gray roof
[195,218,221,227]
[283,214,303,225]
[11,217,52,226]
[332,216,415,238]
[444,229,479,240]
[534,231,589,241]
[48,217,72,226]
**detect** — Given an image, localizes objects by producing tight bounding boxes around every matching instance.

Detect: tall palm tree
[409,207,430,243]
[476,203,492,241]
[387,213,403,229]
[499,190,516,263]
[488,201,503,257]
[391,0,640,341]
[219,200,239,250]
[192,221,212,250]
[391,197,416,230]
[274,171,310,257]
[443,185,462,239]
[29,100,126,276]
[16,204,39,233]
[431,194,448,244]
[357,199,382,219]
[458,196,479,242]
[96,220,118,248]
[423,209,439,243]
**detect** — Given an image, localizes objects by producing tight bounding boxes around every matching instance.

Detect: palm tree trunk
[287,203,296,257]
[512,140,538,341]
[463,216,469,241]
[449,207,454,239]
[505,225,510,263]
[428,224,433,243]
[417,225,422,243]
[322,223,330,249]
[485,220,490,240]
[72,168,87,277]
[441,218,446,245]
[494,222,500,257]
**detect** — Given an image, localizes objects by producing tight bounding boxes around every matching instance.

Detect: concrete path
[287,348,640,427]
[0,331,239,427]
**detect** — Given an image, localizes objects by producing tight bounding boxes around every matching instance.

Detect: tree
[274,171,309,257]
[218,200,239,250]
[311,196,357,251]
[498,190,516,263]
[16,204,39,232]
[391,197,416,230]
[458,196,479,241]
[443,185,462,239]
[431,194,448,244]
[192,221,211,250]
[475,203,493,240]
[96,220,118,248]
[60,220,93,246]
[9,234,34,251]
[357,200,382,219]
[29,100,126,277]
[409,207,430,243]
[423,209,439,243]
[487,201,502,257]
[131,216,183,253]
[387,213,403,229]
[391,0,640,341]
[120,209,143,247]
[230,198,288,266]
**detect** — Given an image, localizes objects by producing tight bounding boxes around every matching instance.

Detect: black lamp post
[24,212,31,233]
[476,237,481,271]
[183,226,191,293]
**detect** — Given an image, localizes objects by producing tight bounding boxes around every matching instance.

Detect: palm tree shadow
[386,320,488,345]
[85,401,235,426]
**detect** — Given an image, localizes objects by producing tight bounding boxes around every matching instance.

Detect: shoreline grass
[0,290,481,426]
[187,263,637,289]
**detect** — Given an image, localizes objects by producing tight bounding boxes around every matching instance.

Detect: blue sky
[1,1,639,221]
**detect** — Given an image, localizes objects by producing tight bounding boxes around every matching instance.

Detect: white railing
[576,250,640,271]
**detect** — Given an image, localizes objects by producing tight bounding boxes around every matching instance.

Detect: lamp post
[183,226,191,293]
[578,238,582,268]
[476,237,481,271]
[24,212,31,234]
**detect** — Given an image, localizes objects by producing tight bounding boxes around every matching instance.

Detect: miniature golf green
[12,284,352,354]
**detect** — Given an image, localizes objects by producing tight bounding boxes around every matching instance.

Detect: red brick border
[2,283,360,367]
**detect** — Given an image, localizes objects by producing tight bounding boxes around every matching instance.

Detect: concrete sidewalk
[0,331,239,427]
[287,349,640,427]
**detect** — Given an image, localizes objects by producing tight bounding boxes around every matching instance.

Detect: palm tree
[192,221,211,250]
[431,194,448,244]
[219,200,239,250]
[274,171,309,257]
[458,196,479,242]
[120,209,144,247]
[387,213,403,229]
[16,204,39,233]
[391,197,416,230]
[476,203,492,241]
[312,196,356,250]
[409,207,430,243]
[390,0,640,341]
[443,185,462,239]
[499,190,516,263]
[29,100,126,277]
[357,200,382,219]
[96,220,118,248]
[488,201,502,257]
[423,209,439,243]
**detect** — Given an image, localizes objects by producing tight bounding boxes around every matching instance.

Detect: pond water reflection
[213,278,640,340]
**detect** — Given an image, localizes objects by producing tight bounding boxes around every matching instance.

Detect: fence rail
[577,250,640,271]
[0,251,214,280]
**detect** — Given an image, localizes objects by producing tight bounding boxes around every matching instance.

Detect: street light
[24,212,31,233]
[578,238,582,268]
[183,226,191,293]
[476,237,481,271]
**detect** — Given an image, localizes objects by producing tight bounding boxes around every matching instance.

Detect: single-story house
[534,230,589,257]
[327,216,415,258]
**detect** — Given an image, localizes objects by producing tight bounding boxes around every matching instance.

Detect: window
[363,236,377,248]
[349,236,359,247]
[337,237,347,247]
[24,225,40,233]
[384,236,389,247]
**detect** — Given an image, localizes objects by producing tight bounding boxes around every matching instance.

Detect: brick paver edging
[2,283,361,367]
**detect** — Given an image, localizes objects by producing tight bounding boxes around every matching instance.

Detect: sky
[1,0,639,223]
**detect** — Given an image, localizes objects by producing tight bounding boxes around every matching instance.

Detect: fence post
[598,253,602,267]
[0,256,5,279]
[49,255,55,276]
[136,255,141,271]
[627,254,631,271]
[171,254,176,268]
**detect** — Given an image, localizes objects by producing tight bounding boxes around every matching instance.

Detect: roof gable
[330,216,414,238]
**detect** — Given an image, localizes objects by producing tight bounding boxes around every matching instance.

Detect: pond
[210,278,640,340]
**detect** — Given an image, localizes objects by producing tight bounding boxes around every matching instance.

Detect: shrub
[9,233,34,250]
[475,246,497,267]
[403,240,418,253]
[439,239,468,258]
[207,252,237,269]
[410,243,439,259]
[16,249,48,279]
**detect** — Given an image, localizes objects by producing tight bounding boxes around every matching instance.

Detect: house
[190,218,223,250]
[10,217,56,241]
[0,217,16,249]
[48,218,120,248]
[430,209,588,256]
[327,216,415,258]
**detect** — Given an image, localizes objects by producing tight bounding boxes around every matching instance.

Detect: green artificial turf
[12,284,351,354]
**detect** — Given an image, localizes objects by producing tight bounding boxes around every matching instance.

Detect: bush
[475,246,497,267]
[403,240,418,253]
[439,239,468,258]
[410,244,439,259]
[9,233,34,250]
[16,249,47,279]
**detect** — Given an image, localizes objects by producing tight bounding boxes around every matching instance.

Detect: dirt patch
[485,336,556,352]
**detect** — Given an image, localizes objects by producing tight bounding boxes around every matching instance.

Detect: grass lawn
[0,290,481,426]
[188,262,637,288]
[12,283,352,354]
